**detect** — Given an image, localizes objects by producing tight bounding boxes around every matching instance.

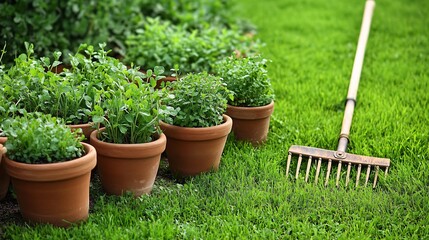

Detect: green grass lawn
[2,0,429,238]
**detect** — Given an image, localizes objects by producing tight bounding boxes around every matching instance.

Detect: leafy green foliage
[0,43,58,121]
[163,72,232,127]
[0,43,87,124]
[0,0,251,66]
[137,0,236,30]
[0,112,84,164]
[0,0,146,65]
[0,0,70,65]
[62,43,142,124]
[91,67,174,144]
[124,18,260,75]
[0,43,142,125]
[214,55,274,107]
[62,0,146,58]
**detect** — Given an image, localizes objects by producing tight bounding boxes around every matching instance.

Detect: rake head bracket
[289,145,390,167]
[286,145,390,188]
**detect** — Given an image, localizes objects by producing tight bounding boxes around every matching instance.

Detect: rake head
[286,145,390,188]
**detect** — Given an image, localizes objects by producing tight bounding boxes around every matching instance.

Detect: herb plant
[0,43,91,125]
[0,43,140,126]
[0,113,85,164]
[124,18,260,75]
[163,72,232,128]
[92,67,172,144]
[213,55,274,107]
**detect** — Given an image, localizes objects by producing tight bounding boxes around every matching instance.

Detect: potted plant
[1,112,96,227]
[1,43,95,141]
[89,67,169,197]
[214,55,275,145]
[160,72,233,177]
[60,43,134,140]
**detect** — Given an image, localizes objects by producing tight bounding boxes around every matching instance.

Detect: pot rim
[67,122,94,128]
[227,100,274,109]
[159,114,232,141]
[90,129,167,158]
[4,142,96,182]
[226,101,274,120]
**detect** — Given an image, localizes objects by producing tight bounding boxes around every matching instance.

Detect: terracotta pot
[0,137,9,200]
[4,143,96,227]
[68,122,94,143]
[90,129,166,196]
[160,115,232,177]
[226,101,274,146]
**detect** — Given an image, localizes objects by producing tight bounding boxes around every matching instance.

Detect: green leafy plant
[0,43,54,118]
[0,0,257,66]
[124,18,260,75]
[136,0,254,32]
[0,0,69,65]
[0,43,90,125]
[0,0,146,66]
[0,43,140,126]
[0,112,85,164]
[60,43,139,124]
[163,72,232,127]
[213,55,274,107]
[91,66,173,144]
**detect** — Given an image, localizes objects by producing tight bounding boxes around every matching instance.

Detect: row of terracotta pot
[0,101,274,227]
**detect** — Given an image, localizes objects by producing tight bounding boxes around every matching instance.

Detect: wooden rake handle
[337,0,376,154]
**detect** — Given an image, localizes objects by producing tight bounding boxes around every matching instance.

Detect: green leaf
[118,125,128,134]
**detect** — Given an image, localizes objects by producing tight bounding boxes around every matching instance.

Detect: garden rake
[286,0,390,188]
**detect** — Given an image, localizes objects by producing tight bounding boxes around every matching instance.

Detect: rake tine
[384,167,389,177]
[305,156,313,182]
[315,158,322,184]
[295,154,303,180]
[356,164,362,187]
[336,161,342,187]
[346,162,352,187]
[373,166,379,188]
[364,165,371,187]
[286,152,292,178]
[324,159,332,187]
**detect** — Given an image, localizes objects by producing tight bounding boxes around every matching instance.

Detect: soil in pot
[226,101,274,146]
[90,129,166,197]
[160,115,232,177]
[4,142,96,227]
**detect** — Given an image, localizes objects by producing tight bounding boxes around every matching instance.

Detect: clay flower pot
[4,142,96,227]
[226,101,274,146]
[68,122,94,143]
[90,129,166,196]
[0,141,9,200]
[160,115,232,177]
